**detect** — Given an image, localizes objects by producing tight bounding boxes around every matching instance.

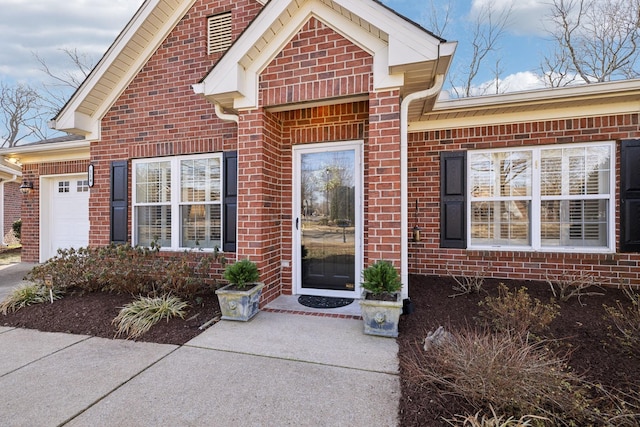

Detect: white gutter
[400,73,445,298]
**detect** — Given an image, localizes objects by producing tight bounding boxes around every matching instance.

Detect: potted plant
[359,260,403,337]
[215,258,264,321]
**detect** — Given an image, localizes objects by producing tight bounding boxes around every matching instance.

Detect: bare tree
[0,82,47,148]
[541,0,640,86]
[425,0,512,98]
[34,47,96,114]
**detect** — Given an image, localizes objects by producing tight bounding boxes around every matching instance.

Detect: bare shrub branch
[546,271,604,306]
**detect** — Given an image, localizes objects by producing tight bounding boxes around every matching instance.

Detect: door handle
[296,218,299,230]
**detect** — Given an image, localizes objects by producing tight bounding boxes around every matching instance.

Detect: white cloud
[470,0,550,36]
[445,71,547,98]
[0,0,143,83]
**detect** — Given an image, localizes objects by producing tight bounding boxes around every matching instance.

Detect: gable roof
[193,0,456,117]
[51,0,456,139]
[52,0,200,139]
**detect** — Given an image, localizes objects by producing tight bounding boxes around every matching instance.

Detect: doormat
[298,295,354,309]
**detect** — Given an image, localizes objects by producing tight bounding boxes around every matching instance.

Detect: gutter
[400,73,445,299]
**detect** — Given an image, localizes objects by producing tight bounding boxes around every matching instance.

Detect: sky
[0,0,555,98]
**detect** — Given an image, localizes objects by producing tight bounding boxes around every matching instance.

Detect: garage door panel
[45,177,89,260]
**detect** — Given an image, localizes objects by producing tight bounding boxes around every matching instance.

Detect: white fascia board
[432,78,640,112]
[409,98,640,132]
[215,0,405,110]
[0,140,90,165]
[55,0,197,138]
[334,0,442,64]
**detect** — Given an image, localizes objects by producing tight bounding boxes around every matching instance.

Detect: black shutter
[110,161,128,244]
[223,151,237,252]
[621,140,640,253]
[440,151,467,248]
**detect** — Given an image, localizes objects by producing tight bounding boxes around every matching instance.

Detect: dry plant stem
[447,268,485,297]
[546,271,604,306]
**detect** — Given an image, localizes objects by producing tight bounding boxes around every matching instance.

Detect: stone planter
[215,282,265,321]
[359,290,403,337]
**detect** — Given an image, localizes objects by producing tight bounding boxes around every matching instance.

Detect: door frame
[292,140,364,298]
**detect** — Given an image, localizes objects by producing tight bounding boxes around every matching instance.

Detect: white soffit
[410,79,640,132]
[54,0,198,139]
[195,0,449,111]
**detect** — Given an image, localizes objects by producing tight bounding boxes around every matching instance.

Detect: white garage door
[43,176,90,261]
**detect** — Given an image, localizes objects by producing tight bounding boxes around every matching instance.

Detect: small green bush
[361,260,402,296]
[222,258,260,289]
[113,294,189,339]
[479,284,559,337]
[0,283,63,314]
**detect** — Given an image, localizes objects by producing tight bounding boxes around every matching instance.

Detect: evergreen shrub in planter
[359,260,403,337]
[216,259,264,321]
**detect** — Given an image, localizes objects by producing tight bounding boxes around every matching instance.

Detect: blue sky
[0,0,553,95]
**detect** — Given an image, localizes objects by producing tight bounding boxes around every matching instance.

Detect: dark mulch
[2,273,638,425]
[1,290,221,345]
[398,275,640,426]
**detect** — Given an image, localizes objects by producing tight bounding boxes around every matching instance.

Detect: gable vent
[208,12,232,54]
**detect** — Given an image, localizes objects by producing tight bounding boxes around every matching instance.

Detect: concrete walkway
[0,262,38,301]
[0,310,400,426]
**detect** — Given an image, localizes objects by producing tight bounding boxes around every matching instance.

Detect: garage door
[44,176,90,261]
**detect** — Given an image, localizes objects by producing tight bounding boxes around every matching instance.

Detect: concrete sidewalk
[0,262,38,301]
[0,311,400,426]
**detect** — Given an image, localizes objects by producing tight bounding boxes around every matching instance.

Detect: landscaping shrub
[546,271,604,306]
[113,294,189,339]
[604,286,640,356]
[478,284,559,337]
[0,283,63,314]
[447,269,485,297]
[26,243,223,298]
[404,327,603,425]
[445,408,548,426]
[12,218,21,241]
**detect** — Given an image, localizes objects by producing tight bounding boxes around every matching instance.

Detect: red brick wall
[90,0,261,248]
[3,181,20,242]
[408,113,640,286]
[260,17,373,106]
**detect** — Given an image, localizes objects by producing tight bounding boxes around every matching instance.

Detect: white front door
[293,141,363,298]
[40,175,90,262]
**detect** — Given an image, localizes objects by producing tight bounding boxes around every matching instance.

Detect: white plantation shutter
[208,12,232,54]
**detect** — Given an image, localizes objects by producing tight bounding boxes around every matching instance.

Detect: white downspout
[214,102,239,123]
[400,73,445,298]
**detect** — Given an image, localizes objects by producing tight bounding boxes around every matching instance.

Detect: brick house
[3,0,639,303]
[0,160,21,245]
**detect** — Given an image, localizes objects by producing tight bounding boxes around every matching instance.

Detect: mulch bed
[1,291,221,345]
[2,274,638,424]
[397,275,640,426]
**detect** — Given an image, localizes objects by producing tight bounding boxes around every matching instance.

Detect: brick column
[236,108,284,304]
[366,90,402,266]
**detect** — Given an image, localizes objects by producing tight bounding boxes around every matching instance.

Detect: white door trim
[292,140,364,298]
[39,173,89,263]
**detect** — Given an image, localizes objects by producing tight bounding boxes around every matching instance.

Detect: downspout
[214,102,239,123]
[400,73,445,299]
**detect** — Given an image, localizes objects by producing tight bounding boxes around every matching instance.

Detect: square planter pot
[359,290,403,337]
[215,282,265,321]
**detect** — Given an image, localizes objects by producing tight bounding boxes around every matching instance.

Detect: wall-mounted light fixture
[19,180,33,195]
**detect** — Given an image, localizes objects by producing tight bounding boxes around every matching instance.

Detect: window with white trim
[468,142,614,251]
[133,154,222,250]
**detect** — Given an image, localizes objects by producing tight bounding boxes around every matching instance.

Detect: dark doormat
[298,295,354,309]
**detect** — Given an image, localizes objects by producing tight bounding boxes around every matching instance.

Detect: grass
[113,294,189,339]
[0,283,63,314]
